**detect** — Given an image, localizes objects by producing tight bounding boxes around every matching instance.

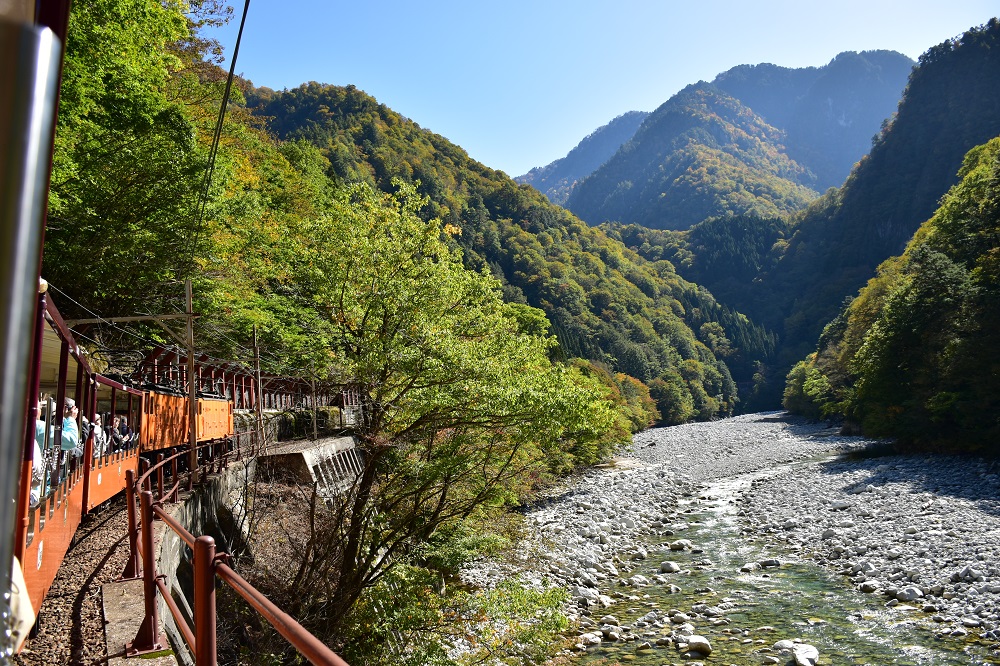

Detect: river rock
[793,643,820,665]
[859,580,881,593]
[897,586,924,602]
[660,560,681,573]
[685,634,712,655]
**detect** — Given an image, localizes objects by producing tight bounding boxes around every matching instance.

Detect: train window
[33,394,58,505]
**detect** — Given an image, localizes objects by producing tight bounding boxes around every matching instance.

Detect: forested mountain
[38,4,700,661]
[784,135,1000,451]
[713,50,914,190]
[605,215,790,326]
[605,22,1000,405]
[515,110,648,205]
[247,83,781,420]
[566,51,911,230]
[742,20,1000,364]
[566,83,819,230]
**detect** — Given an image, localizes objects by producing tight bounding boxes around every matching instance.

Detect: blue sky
[207,1,996,177]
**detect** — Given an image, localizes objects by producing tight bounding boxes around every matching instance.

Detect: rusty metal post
[14,290,47,564]
[80,376,96,515]
[186,279,199,487]
[186,442,195,492]
[129,490,164,653]
[171,455,179,502]
[122,469,140,579]
[194,535,218,666]
[156,453,164,501]
[253,326,264,455]
[52,339,68,484]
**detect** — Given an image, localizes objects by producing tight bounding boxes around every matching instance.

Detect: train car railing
[125,434,348,665]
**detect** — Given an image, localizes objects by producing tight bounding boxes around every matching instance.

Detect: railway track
[14,498,129,666]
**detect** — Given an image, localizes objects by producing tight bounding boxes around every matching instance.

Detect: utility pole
[253,325,264,453]
[311,369,318,441]
[186,279,198,484]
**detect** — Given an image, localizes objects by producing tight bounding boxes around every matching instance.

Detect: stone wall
[152,433,359,663]
[155,457,256,665]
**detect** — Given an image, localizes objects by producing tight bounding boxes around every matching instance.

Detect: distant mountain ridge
[567,82,820,230]
[746,21,1000,356]
[515,111,648,205]
[558,50,912,230]
[713,50,915,190]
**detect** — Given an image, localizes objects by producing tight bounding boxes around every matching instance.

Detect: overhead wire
[191,0,251,249]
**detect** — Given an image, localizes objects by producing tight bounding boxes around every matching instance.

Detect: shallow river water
[575,462,997,665]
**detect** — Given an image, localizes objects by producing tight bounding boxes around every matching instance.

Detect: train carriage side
[14,295,143,616]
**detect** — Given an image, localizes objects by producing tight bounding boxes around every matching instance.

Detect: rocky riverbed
[464,412,1000,665]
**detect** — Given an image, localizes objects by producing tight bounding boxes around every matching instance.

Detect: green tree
[278,182,621,643]
[43,0,205,317]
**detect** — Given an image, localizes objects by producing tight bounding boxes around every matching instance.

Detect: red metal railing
[125,433,348,665]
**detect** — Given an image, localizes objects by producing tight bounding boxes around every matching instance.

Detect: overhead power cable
[193,0,251,235]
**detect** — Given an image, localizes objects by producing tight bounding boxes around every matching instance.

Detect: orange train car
[13,292,240,621]
[11,285,333,641]
[15,292,145,615]
[139,392,233,452]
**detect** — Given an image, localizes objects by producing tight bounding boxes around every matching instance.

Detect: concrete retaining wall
[151,434,358,663]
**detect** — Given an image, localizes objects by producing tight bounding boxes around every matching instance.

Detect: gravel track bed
[14,497,130,666]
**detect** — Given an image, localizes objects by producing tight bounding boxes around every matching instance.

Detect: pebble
[460,411,1000,661]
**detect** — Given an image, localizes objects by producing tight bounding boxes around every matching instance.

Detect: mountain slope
[516,111,648,206]
[246,82,782,418]
[713,50,914,190]
[750,19,1000,359]
[785,135,1000,449]
[566,83,819,230]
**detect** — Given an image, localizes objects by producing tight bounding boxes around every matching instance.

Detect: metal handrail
[156,575,196,652]
[216,562,351,666]
[125,434,348,665]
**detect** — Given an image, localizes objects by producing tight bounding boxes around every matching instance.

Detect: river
[467,413,1000,665]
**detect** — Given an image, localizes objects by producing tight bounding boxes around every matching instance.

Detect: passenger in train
[118,415,135,448]
[60,398,81,477]
[89,413,107,457]
[107,415,125,452]
[31,403,50,505]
